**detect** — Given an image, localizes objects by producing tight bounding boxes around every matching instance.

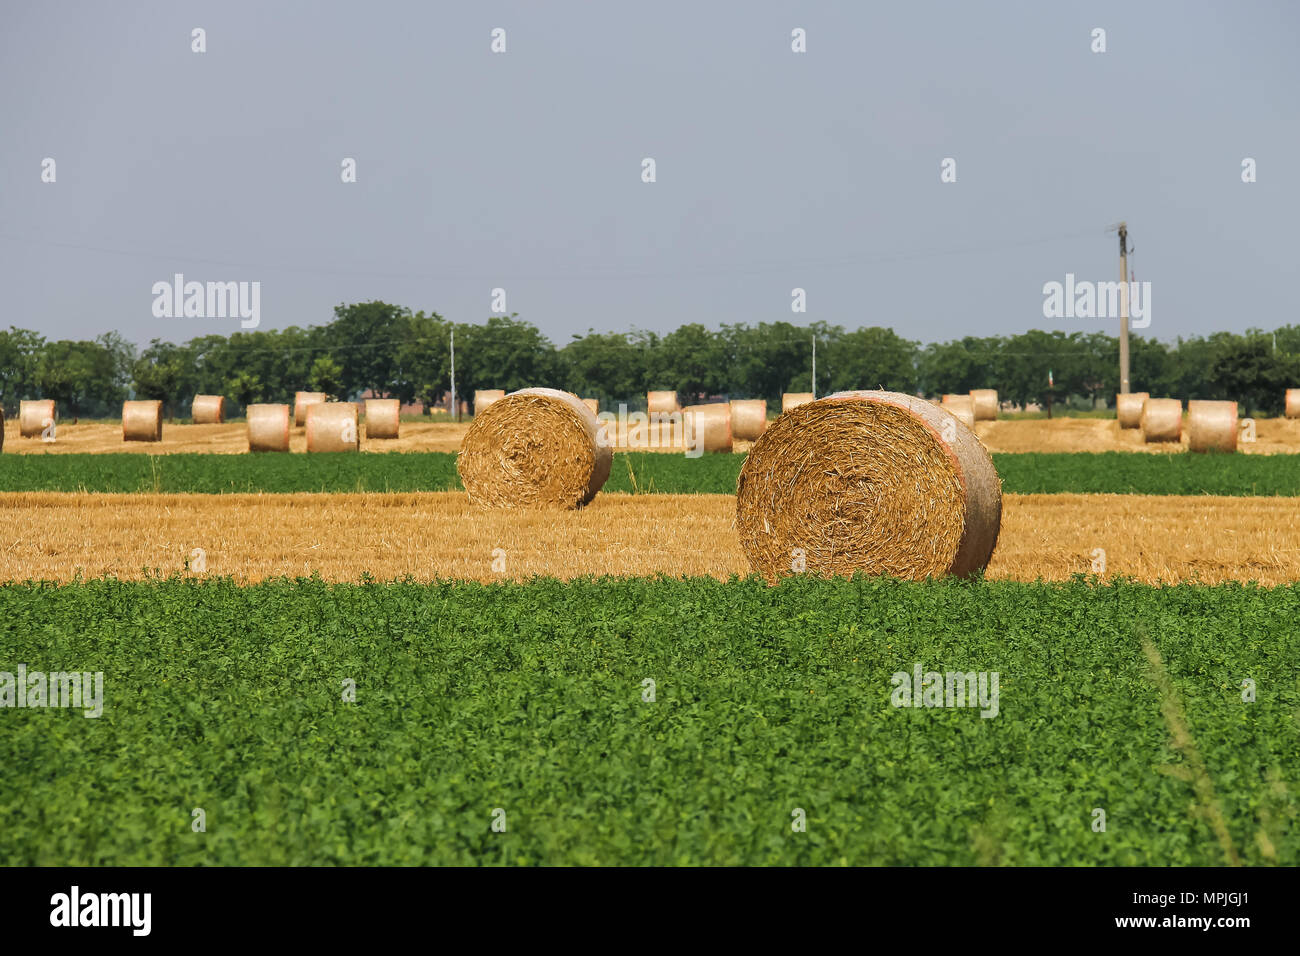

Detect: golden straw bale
[294,392,325,427]
[19,399,56,438]
[1116,392,1149,429]
[1286,389,1300,419]
[647,391,679,415]
[474,390,506,415]
[246,404,290,452]
[970,389,999,421]
[683,403,733,454]
[305,402,360,452]
[458,387,612,509]
[729,399,767,441]
[736,390,1001,582]
[582,398,599,415]
[365,399,401,440]
[1188,400,1238,453]
[1141,398,1183,443]
[781,392,814,412]
[122,400,163,442]
[191,395,225,424]
[941,394,976,430]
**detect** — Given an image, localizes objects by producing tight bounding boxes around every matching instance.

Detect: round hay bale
[781,392,814,413]
[737,390,1001,582]
[294,391,325,427]
[365,398,400,439]
[941,394,976,431]
[246,403,290,452]
[1140,397,1183,443]
[1286,388,1300,419]
[474,389,506,415]
[1116,391,1149,429]
[970,389,999,421]
[582,398,599,415]
[122,400,163,442]
[730,399,767,441]
[19,399,56,438]
[1188,400,1238,453]
[458,387,612,509]
[683,403,733,454]
[191,394,225,424]
[305,402,360,452]
[647,391,679,415]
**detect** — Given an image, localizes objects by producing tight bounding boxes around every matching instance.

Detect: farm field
[3,491,1299,585]
[1,576,1295,865]
[6,449,1300,496]
[8,415,1300,456]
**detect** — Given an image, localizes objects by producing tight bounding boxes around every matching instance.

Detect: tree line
[3,301,1299,419]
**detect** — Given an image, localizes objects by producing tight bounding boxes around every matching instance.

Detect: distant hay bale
[474,389,506,415]
[730,399,767,441]
[305,402,360,452]
[781,392,814,413]
[1188,400,1238,453]
[365,398,400,439]
[683,403,733,454]
[941,394,976,430]
[191,394,225,424]
[970,389,999,421]
[122,400,163,442]
[582,398,599,415]
[1286,389,1300,419]
[647,391,679,415]
[737,390,1002,582]
[19,399,56,438]
[246,403,291,452]
[458,387,612,509]
[1116,391,1149,429]
[1141,397,1183,443]
[294,391,325,427]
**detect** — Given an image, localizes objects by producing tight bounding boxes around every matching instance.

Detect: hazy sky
[2,1,1296,349]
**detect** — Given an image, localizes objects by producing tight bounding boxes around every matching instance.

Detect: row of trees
[4,302,1299,418]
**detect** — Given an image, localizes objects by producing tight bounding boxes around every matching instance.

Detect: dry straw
[582,398,599,415]
[246,404,291,452]
[1141,398,1183,443]
[647,391,679,415]
[19,399,55,438]
[1286,388,1300,419]
[365,398,401,439]
[458,387,612,509]
[294,391,325,427]
[122,400,163,442]
[730,399,767,440]
[474,389,506,415]
[781,392,814,412]
[191,395,225,424]
[736,390,1002,582]
[683,403,733,453]
[1188,400,1238,453]
[305,402,360,452]
[970,389,999,420]
[1116,391,1149,429]
[941,393,976,430]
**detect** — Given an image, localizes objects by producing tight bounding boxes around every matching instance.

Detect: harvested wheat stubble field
[3,491,1298,585]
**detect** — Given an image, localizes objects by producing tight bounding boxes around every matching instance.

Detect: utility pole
[449,328,457,422]
[811,333,817,398]
[1118,222,1130,394]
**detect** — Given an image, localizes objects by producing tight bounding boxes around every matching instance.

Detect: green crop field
[3,450,1300,496]
[2,576,1296,865]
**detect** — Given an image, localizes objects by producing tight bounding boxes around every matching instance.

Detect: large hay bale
[122,400,163,442]
[1140,397,1183,443]
[1188,400,1238,453]
[247,404,290,452]
[294,391,325,427]
[474,389,506,415]
[970,389,999,421]
[19,399,56,438]
[1116,391,1149,429]
[458,387,611,509]
[305,402,360,452]
[683,403,733,454]
[1286,389,1300,419]
[941,394,976,430]
[365,398,400,439]
[730,399,767,441]
[582,398,599,415]
[647,391,679,415]
[781,392,814,413]
[736,390,1001,582]
[191,394,225,424]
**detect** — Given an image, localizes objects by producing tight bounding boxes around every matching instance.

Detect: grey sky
[2,0,1296,349]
